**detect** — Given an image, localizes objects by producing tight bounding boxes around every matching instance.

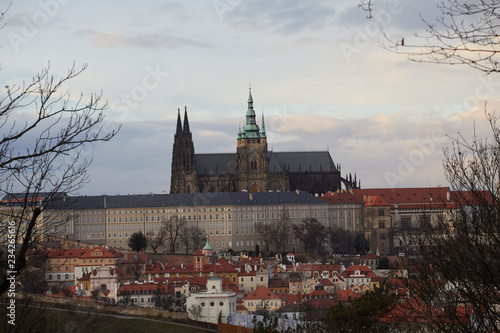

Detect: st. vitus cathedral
[170,88,359,194]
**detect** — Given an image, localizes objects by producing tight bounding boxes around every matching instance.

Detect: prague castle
[170,88,359,194]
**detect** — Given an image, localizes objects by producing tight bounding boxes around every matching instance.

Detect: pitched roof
[268,151,337,173]
[48,191,327,210]
[195,153,237,176]
[244,286,280,300]
[342,265,376,278]
[335,289,361,302]
[364,195,390,206]
[323,187,455,209]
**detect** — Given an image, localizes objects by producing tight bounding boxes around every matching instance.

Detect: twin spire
[175,106,190,135]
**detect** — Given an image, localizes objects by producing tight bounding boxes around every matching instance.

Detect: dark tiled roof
[195,153,237,176]
[268,151,337,173]
[48,191,327,210]
[194,151,337,176]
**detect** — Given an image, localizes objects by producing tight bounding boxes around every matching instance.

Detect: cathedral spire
[183,106,190,133]
[260,110,266,138]
[176,108,182,134]
[246,85,256,122]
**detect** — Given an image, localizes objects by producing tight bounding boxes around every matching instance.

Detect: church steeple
[183,106,190,133]
[240,84,262,139]
[176,108,182,135]
[260,110,266,138]
[245,86,257,128]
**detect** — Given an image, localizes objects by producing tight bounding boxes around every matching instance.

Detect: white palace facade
[45,191,335,252]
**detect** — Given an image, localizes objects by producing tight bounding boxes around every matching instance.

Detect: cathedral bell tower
[170,106,198,194]
[236,85,268,192]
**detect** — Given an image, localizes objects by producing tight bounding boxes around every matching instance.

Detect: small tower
[202,236,213,257]
[193,249,204,272]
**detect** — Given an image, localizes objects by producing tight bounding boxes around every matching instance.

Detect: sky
[2,0,500,195]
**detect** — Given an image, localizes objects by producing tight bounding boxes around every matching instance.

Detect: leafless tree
[0,63,119,295]
[272,207,291,253]
[179,223,205,254]
[255,221,274,253]
[363,1,500,74]
[164,215,185,254]
[147,224,167,254]
[187,303,202,321]
[396,110,500,332]
[358,0,373,18]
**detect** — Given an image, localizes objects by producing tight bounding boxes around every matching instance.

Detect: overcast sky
[2,0,499,195]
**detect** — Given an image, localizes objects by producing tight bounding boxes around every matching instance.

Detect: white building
[185,276,237,324]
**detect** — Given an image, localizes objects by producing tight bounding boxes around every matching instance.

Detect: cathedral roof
[268,151,337,173]
[195,153,238,176]
[193,151,338,177]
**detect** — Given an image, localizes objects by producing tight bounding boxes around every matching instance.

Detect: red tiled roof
[364,195,390,206]
[279,293,303,304]
[244,286,280,300]
[46,249,87,258]
[342,266,377,279]
[361,253,380,260]
[308,289,330,298]
[321,191,364,203]
[323,187,456,209]
[193,249,204,256]
[318,279,334,286]
[79,246,123,259]
[452,190,496,206]
[336,289,361,302]
[305,298,336,310]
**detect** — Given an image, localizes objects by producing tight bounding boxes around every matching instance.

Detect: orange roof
[324,187,456,209]
[79,246,123,259]
[244,286,280,300]
[318,279,334,286]
[279,293,303,304]
[342,265,376,278]
[46,249,87,258]
[308,289,330,298]
[321,191,364,203]
[364,195,389,206]
[336,289,361,302]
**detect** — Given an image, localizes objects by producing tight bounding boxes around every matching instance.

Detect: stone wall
[13,294,188,321]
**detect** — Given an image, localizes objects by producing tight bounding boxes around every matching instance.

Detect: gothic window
[249,152,258,170]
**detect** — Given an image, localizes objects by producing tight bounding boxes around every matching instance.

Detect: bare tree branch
[0,64,120,295]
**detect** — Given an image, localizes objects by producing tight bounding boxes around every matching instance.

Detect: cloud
[75,29,214,49]
[224,0,337,34]
[90,31,123,47]
[123,33,214,49]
